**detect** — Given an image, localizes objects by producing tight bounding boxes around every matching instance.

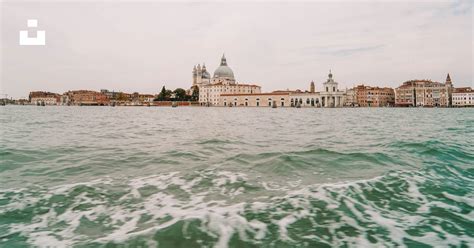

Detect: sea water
[0,106,473,247]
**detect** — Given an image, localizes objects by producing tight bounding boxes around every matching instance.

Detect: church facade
[191,54,346,107]
[289,71,346,107]
[192,54,261,106]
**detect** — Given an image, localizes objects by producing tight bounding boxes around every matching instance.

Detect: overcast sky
[1,0,472,98]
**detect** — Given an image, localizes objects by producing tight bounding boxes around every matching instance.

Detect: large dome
[213,54,235,80]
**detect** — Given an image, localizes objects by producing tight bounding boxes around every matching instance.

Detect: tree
[173,88,187,101]
[191,86,199,101]
[155,86,172,101]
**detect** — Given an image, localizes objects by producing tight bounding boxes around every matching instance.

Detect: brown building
[65,90,109,105]
[395,74,453,107]
[353,85,395,107]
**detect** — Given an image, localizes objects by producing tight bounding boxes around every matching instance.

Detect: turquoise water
[0,106,473,247]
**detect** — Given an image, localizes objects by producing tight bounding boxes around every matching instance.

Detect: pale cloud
[0,1,472,99]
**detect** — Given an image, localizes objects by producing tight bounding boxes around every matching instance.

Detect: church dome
[213,54,235,79]
[202,64,211,79]
[202,70,211,79]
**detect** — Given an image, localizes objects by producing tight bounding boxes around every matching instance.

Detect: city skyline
[1,1,473,99]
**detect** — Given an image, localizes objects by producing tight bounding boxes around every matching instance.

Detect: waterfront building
[220,92,291,107]
[193,54,262,106]
[318,71,346,107]
[288,72,346,108]
[452,87,473,107]
[344,88,357,107]
[353,85,395,107]
[29,91,60,105]
[288,86,320,107]
[100,89,120,100]
[59,94,70,105]
[216,71,346,108]
[395,74,453,107]
[64,90,109,105]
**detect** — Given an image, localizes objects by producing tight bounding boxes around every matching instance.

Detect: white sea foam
[2,168,473,247]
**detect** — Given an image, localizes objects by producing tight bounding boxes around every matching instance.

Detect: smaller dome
[202,70,211,79]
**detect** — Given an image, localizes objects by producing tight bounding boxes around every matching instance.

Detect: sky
[1,0,472,99]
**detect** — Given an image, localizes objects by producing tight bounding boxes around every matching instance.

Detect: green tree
[173,88,187,101]
[191,86,199,101]
[155,86,172,101]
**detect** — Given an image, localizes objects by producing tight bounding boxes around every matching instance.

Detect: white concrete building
[319,71,346,107]
[452,87,473,107]
[29,91,59,105]
[220,92,290,107]
[194,54,261,106]
[290,71,346,107]
[289,92,321,107]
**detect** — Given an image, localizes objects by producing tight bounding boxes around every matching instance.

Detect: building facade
[194,54,262,106]
[318,71,346,107]
[29,91,60,105]
[354,85,395,107]
[216,71,346,108]
[395,74,453,107]
[344,88,356,107]
[220,92,291,107]
[452,87,473,107]
[289,91,321,107]
[64,90,109,105]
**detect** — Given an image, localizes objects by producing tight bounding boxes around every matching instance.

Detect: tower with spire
[445,73,453,107]
[192,63,211,87]
[445,73,452,87]
[310,81,315,93]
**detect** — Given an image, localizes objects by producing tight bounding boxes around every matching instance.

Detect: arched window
[306,98,310,104]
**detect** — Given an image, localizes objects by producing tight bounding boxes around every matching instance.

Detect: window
[333,87,335,92]
[326,87,328,92]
